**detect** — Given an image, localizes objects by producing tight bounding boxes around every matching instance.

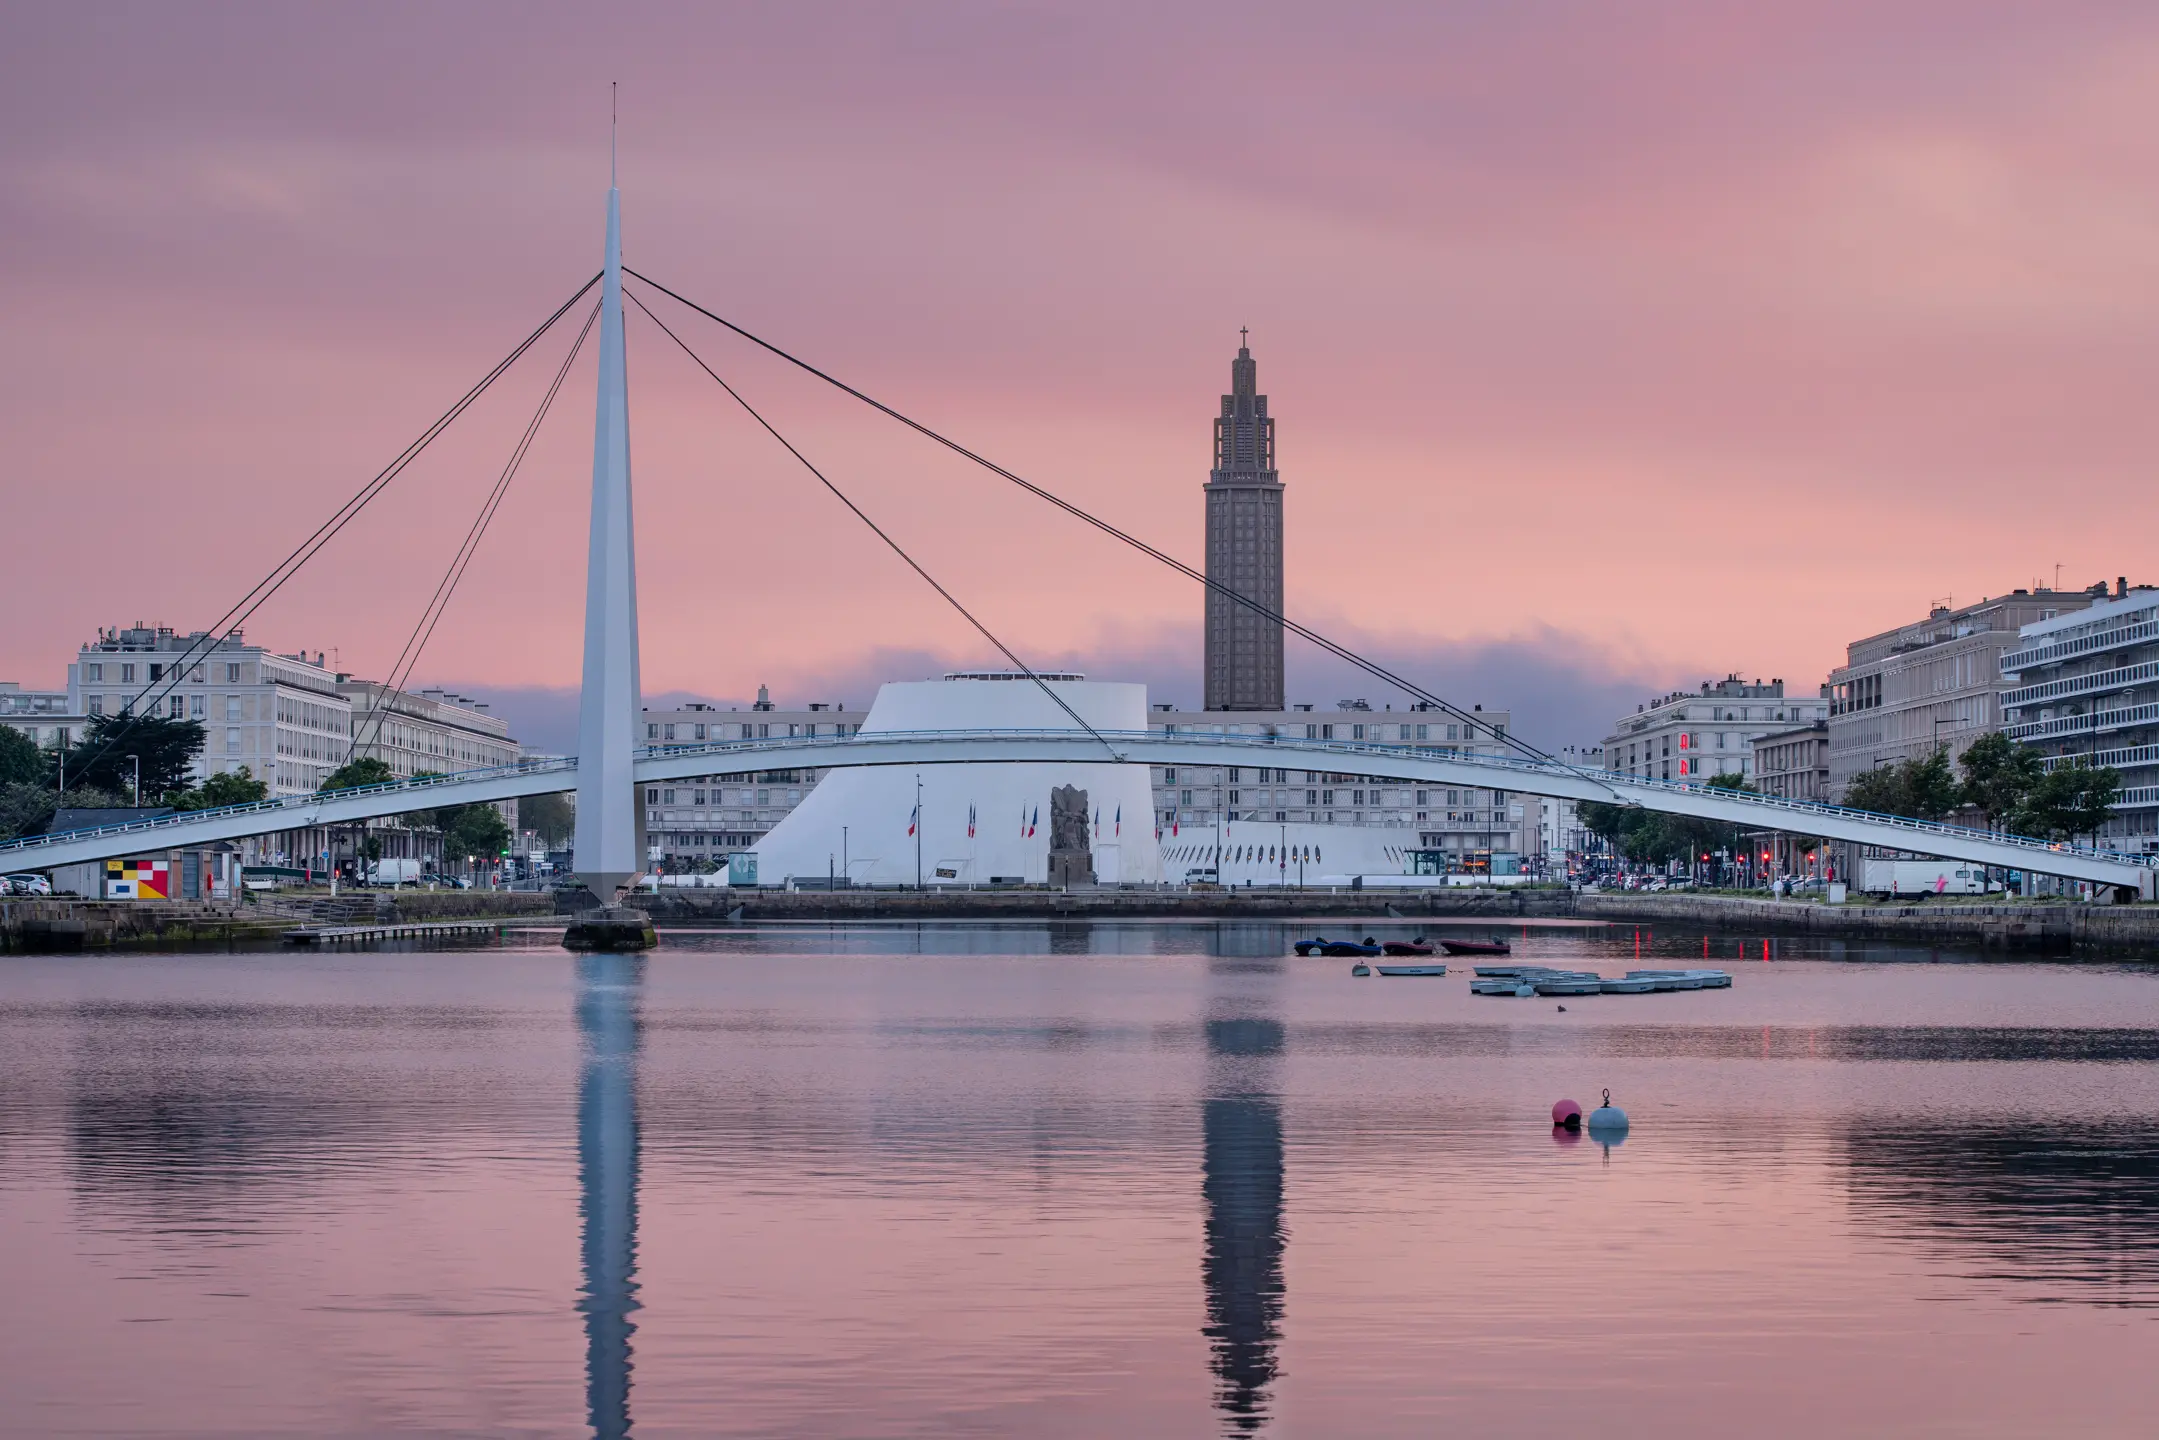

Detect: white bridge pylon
[5,731,2151,889]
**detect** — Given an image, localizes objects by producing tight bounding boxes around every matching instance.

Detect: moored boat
[1439,937,1513,957]
[1373,962,1448,977]
[1598,976,1660,994]
[1381,939,1435,956]
[1531,973,1604,996]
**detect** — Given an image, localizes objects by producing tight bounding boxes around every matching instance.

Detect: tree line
[1576,733,2121,868]
[1840,733,2118,844]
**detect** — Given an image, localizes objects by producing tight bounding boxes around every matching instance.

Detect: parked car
[5,873,53,896]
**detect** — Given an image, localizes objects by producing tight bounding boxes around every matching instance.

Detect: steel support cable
[624,287,1124,762]
[345,296,604,764]
[622,268,1569,775]
[71,273,604,791]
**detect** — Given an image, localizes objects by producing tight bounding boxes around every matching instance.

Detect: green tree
[320,757,397,792]
[1957,732,2043,831]
[1842,752,1956,821]
[62,713,206,800]
[2014,758,2121,845]
[1841,764,1904,816]
[1903,748,1961,821]
[171,765,270,811]
[519,790,574,846]
[441,803,511,868]
[0,727,42,787]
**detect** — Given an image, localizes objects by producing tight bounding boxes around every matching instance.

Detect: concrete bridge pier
[563,905,658,951]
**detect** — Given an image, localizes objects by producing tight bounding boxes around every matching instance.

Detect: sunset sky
[5,2,2154,749]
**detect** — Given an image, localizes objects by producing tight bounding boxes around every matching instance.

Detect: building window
[646,788,659,803]
[226,728,241,754]
[226,663,243,683]
[1181,789,1194,805]
[88,696,104,716]
[84,663,103,682]
[647,724,659,740]
[694,724,707,740]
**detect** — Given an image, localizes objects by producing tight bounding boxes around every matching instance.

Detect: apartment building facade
[639,691,869,862]
[69,626,353,798]
[1147,702,1527,861]
[0,682,83,752]
[1999,581,2159,851]
[1603,677,1826,786]
[1826,588,2096,799]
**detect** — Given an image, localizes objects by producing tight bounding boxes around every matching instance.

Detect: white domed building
[751,673,1164,887]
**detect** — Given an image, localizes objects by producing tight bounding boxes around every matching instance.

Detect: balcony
[2000,617,2159,675]
[2042,743,2159,773]
[2004,701,2159,742]
[2002,660,2159,710]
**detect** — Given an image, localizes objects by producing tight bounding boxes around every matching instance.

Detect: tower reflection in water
[1201,943,1287,1434]
[576,953,644,1440]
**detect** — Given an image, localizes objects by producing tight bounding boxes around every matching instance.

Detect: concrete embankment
[1,899,292,952]
[591,886,1579,923]
[1578,892,2159,952]
[2,890,556,952]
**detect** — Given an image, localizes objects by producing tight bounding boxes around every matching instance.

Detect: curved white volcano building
[752,674,1164,887]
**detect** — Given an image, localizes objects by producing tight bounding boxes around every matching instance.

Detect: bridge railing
[6,728,2149,873]
[0,754,579,858]
[645,728,2159,870]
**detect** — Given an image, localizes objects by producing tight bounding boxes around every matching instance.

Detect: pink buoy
[1552,1098,1583,1129]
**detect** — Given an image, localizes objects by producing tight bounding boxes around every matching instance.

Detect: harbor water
[3,920,2156,1436]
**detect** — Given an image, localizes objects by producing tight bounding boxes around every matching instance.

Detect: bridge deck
[3,731,2150,889]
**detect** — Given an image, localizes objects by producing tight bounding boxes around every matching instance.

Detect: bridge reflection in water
[576,953,644,1440]
[1201,945,1288,1433]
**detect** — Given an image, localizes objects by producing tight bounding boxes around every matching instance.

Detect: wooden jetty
[282,918,505,946]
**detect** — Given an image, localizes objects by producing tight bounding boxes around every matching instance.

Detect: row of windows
[647,787,802,806]
[82,660,249,686]
[648,721,858,741]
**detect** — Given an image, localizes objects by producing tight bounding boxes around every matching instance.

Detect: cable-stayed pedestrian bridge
[7,730,2151,890]
[23,162,2154,906]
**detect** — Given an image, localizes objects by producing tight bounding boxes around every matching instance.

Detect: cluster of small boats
[1468,965,1732,997]
[1294,935,1511,959]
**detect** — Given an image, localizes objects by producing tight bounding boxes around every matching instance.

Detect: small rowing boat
[1374,962,1448,977]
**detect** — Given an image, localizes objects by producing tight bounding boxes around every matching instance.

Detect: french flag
[967,802,976,839]
[1114,804,1121,837]
[907,801,919,837]
[1093,806,1100,839]
[1027,806,1038,839]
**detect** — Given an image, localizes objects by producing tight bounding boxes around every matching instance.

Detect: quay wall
[1577,893,2159,951]
[593,886,1579,923]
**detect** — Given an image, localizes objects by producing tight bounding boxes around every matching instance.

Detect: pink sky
[5,3,2155,745]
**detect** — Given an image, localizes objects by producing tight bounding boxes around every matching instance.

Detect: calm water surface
[3,920,2157,1437]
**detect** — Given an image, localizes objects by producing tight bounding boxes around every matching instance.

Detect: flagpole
[915,772,923,890]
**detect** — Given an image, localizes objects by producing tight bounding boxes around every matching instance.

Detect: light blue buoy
[1587,1088,1629,1134]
